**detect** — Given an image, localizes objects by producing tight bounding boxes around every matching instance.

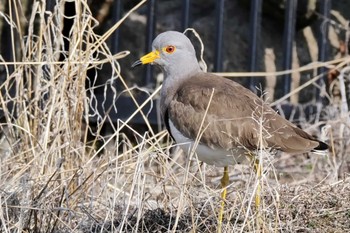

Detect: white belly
[169,119,246,167]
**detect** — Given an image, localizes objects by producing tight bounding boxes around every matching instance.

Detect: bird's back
[165,72,328,154]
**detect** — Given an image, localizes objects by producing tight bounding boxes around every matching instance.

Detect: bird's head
[132,31,199,74]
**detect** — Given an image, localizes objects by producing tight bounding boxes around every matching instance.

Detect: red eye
[165,45,176,53]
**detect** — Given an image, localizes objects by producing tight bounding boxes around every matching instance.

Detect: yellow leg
[254,158,264,231]
[218,166,229,233]
[254,159,262,208]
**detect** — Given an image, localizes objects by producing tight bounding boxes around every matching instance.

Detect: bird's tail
[312,141,329,155]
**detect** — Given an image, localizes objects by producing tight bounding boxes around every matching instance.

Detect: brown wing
[167,72,325,153]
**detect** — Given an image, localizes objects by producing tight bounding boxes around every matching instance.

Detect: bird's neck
[163,58,201,78]
[160,61,201,116]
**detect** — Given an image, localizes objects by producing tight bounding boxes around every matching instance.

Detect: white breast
[168,119,246,167]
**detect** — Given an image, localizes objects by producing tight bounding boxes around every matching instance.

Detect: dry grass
[0,1,350,232]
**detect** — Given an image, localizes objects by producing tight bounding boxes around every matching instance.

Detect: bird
[132,30,328,231]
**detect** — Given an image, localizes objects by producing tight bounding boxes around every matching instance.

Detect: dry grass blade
[0,1,349,233]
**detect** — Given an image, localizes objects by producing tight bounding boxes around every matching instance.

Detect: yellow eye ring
[164,45,176,54]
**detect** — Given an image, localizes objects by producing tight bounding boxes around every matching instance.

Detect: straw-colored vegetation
[0,1,349,232]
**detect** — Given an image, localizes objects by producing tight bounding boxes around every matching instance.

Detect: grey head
[132,31,201,77]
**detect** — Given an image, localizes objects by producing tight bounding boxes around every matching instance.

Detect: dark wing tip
[131,60,142,68]
[313,141,329,151]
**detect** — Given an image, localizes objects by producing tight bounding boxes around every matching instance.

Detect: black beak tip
[131,60,142,68]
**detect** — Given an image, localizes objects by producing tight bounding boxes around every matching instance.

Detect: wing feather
[166,72,322,153]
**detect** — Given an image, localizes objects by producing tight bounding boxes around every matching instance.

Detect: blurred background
[1,0,349,132]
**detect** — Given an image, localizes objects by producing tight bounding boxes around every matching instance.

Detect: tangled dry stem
[0,1,350,233]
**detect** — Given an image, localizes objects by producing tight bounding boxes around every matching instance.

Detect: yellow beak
[131,50,160,67]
